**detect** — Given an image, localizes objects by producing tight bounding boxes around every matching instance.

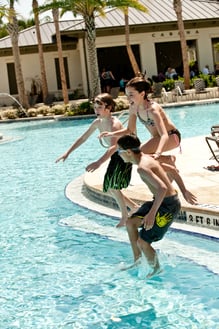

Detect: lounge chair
[194,78,209,99]
[151,82,163,98]
[173,80,191,101]
[110,86,120,99]
[174,80,185,95]
[205,125,219,163]
[150,82,174,103]
[216,77,219,96]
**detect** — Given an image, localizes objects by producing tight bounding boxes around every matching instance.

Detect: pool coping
[65,175,219,240]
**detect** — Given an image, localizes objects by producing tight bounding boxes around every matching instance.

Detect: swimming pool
[0,103,219,328]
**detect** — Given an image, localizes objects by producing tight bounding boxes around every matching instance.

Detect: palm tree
[37,0,69,104]
[108,1,148,76]
[60,0,105,99]
[5,1,29,108]
[173,0,190,89]
[52,6,69,104]
[39,0,148,100]
[32,0,49,103]
[38,0,105,99]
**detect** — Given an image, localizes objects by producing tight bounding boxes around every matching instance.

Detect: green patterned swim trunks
[103,151,132,192]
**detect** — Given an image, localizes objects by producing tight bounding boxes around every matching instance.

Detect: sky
[1,0,73,21]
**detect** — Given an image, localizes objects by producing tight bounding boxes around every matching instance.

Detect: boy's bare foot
[116,219,127,228]
[146,267,163,279]
[120,257,142,270]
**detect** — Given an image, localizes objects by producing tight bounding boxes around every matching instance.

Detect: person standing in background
[101,68,116,93]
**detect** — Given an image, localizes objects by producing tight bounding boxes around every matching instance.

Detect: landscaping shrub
[27,108,38,117]
[36,105,50,116]
[2,109,18,119]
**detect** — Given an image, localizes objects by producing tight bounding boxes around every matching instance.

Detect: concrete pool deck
[66,134,219,239]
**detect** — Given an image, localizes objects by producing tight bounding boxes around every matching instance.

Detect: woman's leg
[106,84,111,93]
[140,134,180,154]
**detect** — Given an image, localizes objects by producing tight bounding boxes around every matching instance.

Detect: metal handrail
[115,109,129,125]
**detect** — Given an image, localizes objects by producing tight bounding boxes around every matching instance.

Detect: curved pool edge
[65,174,219,240]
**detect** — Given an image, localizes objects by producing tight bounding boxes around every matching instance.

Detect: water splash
[0,92,27,116]
[0,93,28,141]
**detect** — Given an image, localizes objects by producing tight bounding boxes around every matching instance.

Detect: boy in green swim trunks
[117,134,181,278]
[56,93,138,227]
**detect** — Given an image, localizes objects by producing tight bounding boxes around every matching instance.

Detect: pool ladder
[115,109,129,125]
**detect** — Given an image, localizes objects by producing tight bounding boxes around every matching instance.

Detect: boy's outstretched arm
[55,121,98,163]
[86,144,117,172]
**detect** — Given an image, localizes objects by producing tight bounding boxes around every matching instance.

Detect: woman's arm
[166,166,197,205]
[110,71,116,80]
[99,109,137,139]
[150,104,169,159]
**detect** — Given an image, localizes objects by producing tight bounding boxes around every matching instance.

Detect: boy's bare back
[137,154,176,197]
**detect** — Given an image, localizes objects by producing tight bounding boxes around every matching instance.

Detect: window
[7,63,18,94]
[54,57,70,90]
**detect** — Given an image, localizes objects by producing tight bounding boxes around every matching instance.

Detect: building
[0,0,218,100]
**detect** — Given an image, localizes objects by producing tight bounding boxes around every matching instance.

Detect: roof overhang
[60,18,219,39]
[0,40,77,57]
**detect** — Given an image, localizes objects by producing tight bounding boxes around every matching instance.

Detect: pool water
[138,102,219,140]
[0,103,219,328]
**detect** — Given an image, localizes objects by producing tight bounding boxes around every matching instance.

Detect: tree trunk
[124,12,140,76]
[85,14,101,100]
[8,0,29,108]
[33,0,48,103]
[173,0,190,89]
[52,8,69,104]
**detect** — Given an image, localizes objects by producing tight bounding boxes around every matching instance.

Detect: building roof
[64,0,219,32]
[0,20,79,48]
[0,0,218,49]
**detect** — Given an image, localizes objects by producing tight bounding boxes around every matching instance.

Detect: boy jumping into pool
[55,93,139,226]
[117,134,181,278]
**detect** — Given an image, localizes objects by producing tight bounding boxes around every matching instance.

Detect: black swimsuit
[137,112,181,144]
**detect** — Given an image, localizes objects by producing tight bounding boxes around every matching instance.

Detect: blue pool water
[0,103,219,328]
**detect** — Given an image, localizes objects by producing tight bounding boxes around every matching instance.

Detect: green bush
[52,104,66,115]
[162,79,175,91]
[190,74,217,88]
[199,74,217,87]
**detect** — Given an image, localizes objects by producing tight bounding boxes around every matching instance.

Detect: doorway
[97,45,141,83]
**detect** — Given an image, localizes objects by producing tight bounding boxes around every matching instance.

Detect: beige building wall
[0,57,11,94]
[0,26,218,101]
[92,26,219,88]
[0,49,83,97]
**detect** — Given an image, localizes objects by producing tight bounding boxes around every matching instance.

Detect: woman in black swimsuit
[100,76,181,160]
